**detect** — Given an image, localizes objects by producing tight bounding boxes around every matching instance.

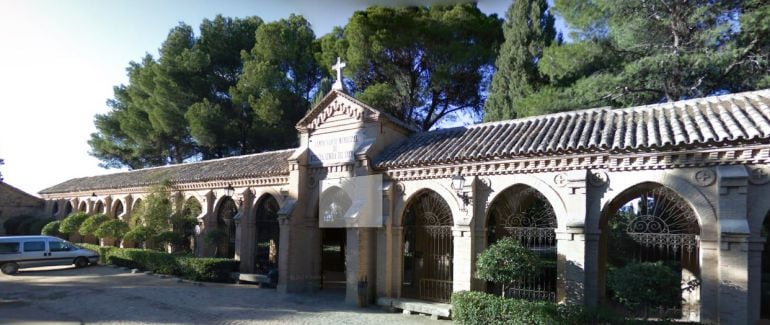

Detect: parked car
[0,235,99,275]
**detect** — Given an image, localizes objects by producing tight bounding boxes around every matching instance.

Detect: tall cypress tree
[484,0,557,122]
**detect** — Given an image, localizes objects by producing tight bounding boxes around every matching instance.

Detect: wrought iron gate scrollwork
[488,187,557,302]
[402,191,453,303]
[606,185,701,320]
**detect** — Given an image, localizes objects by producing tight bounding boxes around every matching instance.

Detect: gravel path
[0,265,444,325]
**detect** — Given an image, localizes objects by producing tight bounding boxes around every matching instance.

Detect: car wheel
[1,262,19,275]
[74,257,89,268]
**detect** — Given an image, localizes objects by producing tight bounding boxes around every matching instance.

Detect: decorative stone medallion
[693,169,716,187]
[748,165,770,185]
[307,175,318,189]
[553,173,567,187]
[588,171,609,187]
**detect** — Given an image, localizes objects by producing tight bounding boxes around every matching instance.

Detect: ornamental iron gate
[217,197,238,258]
[254,196,280,276]
[488,187,557,302]
[606,185,700,319]
[403,191,454,302]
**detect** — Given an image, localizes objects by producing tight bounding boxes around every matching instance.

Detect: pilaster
[452,225,473,292]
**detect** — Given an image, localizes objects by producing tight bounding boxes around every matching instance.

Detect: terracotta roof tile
[375,89,770,168]
[39,149,294,195]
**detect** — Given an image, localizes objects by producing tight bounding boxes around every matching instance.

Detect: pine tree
[484,0,557,122]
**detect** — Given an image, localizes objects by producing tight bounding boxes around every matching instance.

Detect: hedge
[77,243,238,283]
[452,291,623,325]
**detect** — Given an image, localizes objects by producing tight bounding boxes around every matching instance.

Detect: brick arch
[600,172,717,241]
[111,199,125,219]
[482,176,566,231]
[251,188,285,212]
[394,180,463,227]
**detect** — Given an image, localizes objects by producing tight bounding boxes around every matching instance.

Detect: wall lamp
[450,173,471,206]
[224,183,235,197]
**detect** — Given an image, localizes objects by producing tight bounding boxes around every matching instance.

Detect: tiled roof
[375,89,770,168]
[39,149,295,194]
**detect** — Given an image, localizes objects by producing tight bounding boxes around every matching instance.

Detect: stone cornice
[40,175,290,200]
[381,144,770,181]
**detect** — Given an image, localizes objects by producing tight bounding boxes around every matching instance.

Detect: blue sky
[0,0,517,195]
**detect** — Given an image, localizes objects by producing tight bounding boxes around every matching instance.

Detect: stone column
[277,213,292,293]
[196,191,216,257]
[345,228,377,305]
[452,225,473,293]
[716,165,751,324]
[556,227,599,305]
[236,191,256,273]
[748,236,765,323]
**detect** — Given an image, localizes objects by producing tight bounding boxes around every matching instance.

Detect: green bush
[77,243,237,283]
[452,291,560,325]
[60,212,90,235]
[177,257,240,282]
[451,291,621,325]
[41,220,62,237]
[607,261,681,315]
[79,214,110,237]
[94,219,129,241]
[475,237,540,297]
[28,218,54,235]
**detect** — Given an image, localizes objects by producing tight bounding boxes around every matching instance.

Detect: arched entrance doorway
[78,201,87,212]
[63,201,73,217]
[486,185,557,301]
[254,195,280,277]
[215,197,238,258]
[52,202,59,217]
[113,201,124,219]
[94,201,105,214]
[402,190,454,302]
[600,184,700,320]
[178,197,201,254]
[319,186,350,290]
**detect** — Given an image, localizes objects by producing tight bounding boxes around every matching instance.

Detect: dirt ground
[0,265,443,325]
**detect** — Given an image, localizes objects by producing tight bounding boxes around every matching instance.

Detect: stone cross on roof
[331,57,346,91]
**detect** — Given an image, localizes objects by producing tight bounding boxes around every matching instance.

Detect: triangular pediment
[296,90,418,133]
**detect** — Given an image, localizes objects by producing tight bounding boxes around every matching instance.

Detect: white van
[0,235,99,275]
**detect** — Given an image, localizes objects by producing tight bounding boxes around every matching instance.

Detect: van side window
[0,242,19,254]
[23,241,45,252]
[49,241,69,252]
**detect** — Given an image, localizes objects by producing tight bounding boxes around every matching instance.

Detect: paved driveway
[0,265,442,325]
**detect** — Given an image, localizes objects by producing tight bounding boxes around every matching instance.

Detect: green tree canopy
[322,4,503,130]
[506,0,770,117]
[94,219,130,241]
[484,0,558,121]
[90,15,264,168]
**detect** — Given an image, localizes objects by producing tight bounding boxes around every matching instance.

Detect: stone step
[376,297,451,319]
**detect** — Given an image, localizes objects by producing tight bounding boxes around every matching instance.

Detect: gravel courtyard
[0,265,443,325]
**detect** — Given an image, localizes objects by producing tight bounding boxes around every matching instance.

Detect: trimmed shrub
[94,219,129,242]
[77,243,238,283]
[60,212,90,235]
[452,291,560,325]
[451,291,621,325]
[177,257,240,282]
[41,220,62,237]
[79,214,110,237]
[28,218,54,235]
[607,261,681,315]
[475,237,540,297]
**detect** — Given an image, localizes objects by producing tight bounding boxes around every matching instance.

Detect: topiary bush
[94,219,129,244]
[607,261,681,318]
[475,237,540,297]
[28,218,54,235]
[60,212,90,235]
[79,214,110,237]
[41,220,62,237]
